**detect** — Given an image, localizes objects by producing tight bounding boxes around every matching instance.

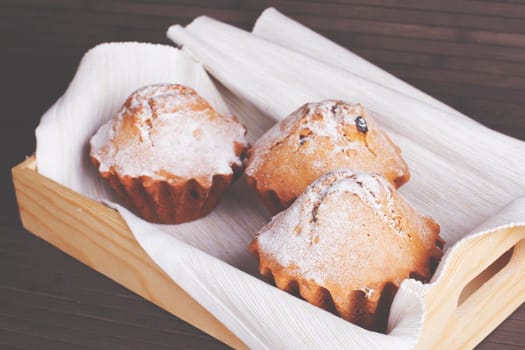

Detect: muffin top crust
[90,84,247,186]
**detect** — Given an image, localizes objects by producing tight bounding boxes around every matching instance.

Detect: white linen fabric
[35,10,525,350]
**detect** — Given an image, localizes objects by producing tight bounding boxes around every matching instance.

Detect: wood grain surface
[2,0,524,349]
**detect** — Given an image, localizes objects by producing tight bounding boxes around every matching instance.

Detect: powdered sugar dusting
[246,100,368,175]
[299,169,404,240]
[90,84,247,184]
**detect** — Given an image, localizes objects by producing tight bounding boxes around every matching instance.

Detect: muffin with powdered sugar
[245,100,409,214]
[250,169,443,331]
[90,84,248,224]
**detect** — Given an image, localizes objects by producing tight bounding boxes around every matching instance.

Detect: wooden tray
[12,155,525,349]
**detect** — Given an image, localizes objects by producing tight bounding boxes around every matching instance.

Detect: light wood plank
[418,229,525,349]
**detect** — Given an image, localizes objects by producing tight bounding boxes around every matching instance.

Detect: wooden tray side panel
[418,229,525,349]
[11,157,246,350]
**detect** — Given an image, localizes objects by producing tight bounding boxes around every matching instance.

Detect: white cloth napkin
[35,10,525,350]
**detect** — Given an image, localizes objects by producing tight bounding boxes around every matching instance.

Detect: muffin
[249,169,443,331]
[90,83,248,224]
[245,100,409,214]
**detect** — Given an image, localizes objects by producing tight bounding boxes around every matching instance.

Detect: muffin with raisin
[245,100,409,213]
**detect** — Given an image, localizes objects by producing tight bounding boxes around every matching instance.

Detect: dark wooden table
[2,1,524,349]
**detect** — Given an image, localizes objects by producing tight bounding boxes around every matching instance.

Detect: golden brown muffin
[90,84,248,224]
[250,169,443,331]
[245,100,409,214]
